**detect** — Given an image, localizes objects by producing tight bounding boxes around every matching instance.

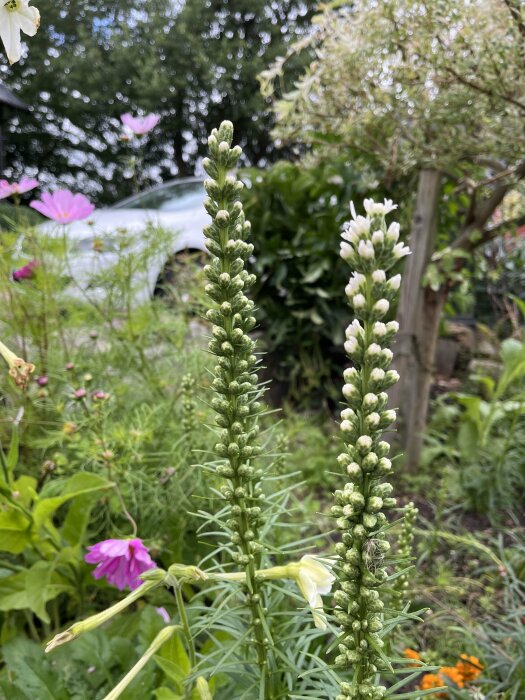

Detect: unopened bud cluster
[181,373,197,441]
[392,501,418,609]
[202,122,270,671]
[333,199,410,700]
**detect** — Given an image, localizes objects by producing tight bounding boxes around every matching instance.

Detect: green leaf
[32,472,113,532]
[154,690,183,700]
[1,637,69,700]
[0,509,31,553]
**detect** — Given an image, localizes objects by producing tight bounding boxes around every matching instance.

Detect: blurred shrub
[242,159,375,406]
[423,336,525,516]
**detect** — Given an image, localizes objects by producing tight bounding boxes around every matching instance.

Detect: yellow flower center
[4,0,20,11]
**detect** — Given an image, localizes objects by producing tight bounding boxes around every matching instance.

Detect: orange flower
[403,648,421,661]
[420,673,447,696]
[441,666,465,688]
[456,654,483,681]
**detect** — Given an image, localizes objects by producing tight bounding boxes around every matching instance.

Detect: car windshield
[113,181,204,212]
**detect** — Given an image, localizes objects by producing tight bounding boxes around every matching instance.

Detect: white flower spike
[0,0,40,65]
[295,555,335,630]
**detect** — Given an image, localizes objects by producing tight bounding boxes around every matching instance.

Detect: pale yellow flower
[0,0,40,64]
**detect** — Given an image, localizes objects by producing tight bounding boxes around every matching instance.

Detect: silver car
[49,177,208,304]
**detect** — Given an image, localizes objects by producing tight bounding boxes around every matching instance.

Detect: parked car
[42,177,208,303]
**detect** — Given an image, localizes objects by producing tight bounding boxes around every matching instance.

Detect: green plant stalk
[202,121,272,695]
[392,502,418,610]
[332,200,410,700]
[102,625,179,700]
[175,583,197,671]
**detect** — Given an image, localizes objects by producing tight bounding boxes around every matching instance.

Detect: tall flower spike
[392,501,418,610]
[332,199,410,700]
[202,121,272,690]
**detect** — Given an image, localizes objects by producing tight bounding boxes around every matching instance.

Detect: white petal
[17,5,40,36]
[0,12,22,64]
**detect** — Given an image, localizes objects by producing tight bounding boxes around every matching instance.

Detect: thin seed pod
[332,198,410,700]
[202,121,272,691]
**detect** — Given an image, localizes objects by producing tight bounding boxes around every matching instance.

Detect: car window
[113,181,204,212]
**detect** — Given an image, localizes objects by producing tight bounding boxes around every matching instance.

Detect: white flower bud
[381,348,393,363]
[345,319,363,339]
[373,299,389,315]
[346,273,366,296]
[363,392,378,408]
[370,368,385,382]
[341,420,354,433]
[372,322,387,338]
[343,367,358,382]
[388,274,401,291]
[340,242,353,260]
[366,343,382,356]
[366,412,380,427]
[383,409,397,423]
[341,222,358,244]
[372,269,386,284]
[386,320,399,334]
[343,383,357,399]
[385,369,400,384]
[386,222,400,242]
[341,408,356,421]
[352,294,366,309]
[357,239,375,260]
[344,338,358,355]
[378,457,392,473]
[356,435,373,452]
[372,230,384,246]
[393,242,411,259]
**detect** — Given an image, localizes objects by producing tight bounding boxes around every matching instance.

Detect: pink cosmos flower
[0,177,39,199]
[121,112,161,136]
[12,259,39,281]
[85,538,156,590]
[30,190,95,223]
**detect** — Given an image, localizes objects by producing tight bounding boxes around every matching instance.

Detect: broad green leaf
[1,637,69,700]
[154,690,182,700]
[0,509,31,553]
[32,472,113,532]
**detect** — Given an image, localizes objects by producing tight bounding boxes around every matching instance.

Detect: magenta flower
[73,388,87,400]
[85,538,156,590]
[121,112,160,136]
[0,177,39,199]
[30,190,95,223]
[36,375,48,387]
[12,259,39,282]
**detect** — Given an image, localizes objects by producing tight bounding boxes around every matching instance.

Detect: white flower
[372,322,387,338]
[370,368,385,382]
[0,0,40,65]
[345,319,363,339]
[340,242,353,260]
[366,412,380,428]
[364,198,398,216]
[388,274,401,291]
[295,556,335,630]
[341,407,356,421]
[372,269,386,284]
[371,230,384,246]
[343,366,358,382]
[356,435,373,452]
[341,419,354,433]
[343,382,357,399]
[386,222,400,243]
[393,242,411,259]
[373,298,390,315]
[346,273,366,296]
[352,293,366,309]
[366,343,382,356]
[363,392,378,408]
[357,239,374,260]
[383,409,397,423]
[381,348,394,363]
[344,338,358,355]
[386,320,399,334]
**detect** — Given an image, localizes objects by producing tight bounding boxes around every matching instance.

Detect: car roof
[112,176,204,210]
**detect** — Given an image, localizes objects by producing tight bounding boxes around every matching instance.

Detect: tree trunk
[390,168,442,472]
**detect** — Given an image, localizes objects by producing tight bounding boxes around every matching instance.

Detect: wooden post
[390,168,442,471]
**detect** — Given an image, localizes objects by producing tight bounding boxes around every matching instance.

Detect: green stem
[175,584,197,669]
